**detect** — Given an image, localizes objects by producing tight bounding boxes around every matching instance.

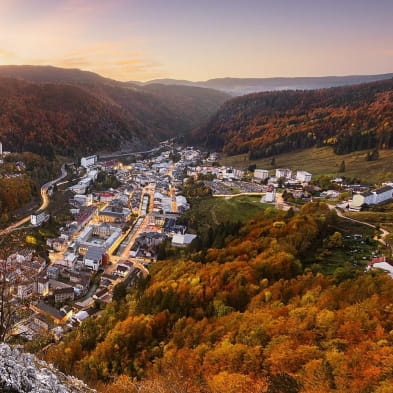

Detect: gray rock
[0,343,95,393]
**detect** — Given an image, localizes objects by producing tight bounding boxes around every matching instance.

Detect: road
[0,163,68,236]
[328,204,389,246]
[213,192,265,198]
[99,146,161,160]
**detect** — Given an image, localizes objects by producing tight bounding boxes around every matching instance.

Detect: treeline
[43,202,393,392]
[0,78,134,158]
[0,153,60,221]
[193,78,393,158]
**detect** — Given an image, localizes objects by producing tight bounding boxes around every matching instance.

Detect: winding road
[0,163,68,237]
[328,204,389,246]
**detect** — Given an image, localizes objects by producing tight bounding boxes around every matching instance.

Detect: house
[296,171,312,183]
[31,210,49,226]
[254,169,269,181]
[367,257,393,277]
[351,186,393,208]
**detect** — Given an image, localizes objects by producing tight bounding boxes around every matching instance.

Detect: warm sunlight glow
[0,0,392,81]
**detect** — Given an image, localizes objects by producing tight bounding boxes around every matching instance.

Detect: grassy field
[344,211,393,233]
[220,147,393,183]
[184,195,271,233]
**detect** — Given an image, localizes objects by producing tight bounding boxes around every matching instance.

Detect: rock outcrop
[0,344,94,393]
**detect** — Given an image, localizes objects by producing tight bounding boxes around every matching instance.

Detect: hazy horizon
[1,0,392,82]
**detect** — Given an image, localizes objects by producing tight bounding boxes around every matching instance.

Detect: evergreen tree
[271,156,276,167]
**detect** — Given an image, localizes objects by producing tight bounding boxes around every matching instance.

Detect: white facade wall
[296,171,312,182]
[81,155,97,168]
[275,168,292,179]
[254,169,269,180]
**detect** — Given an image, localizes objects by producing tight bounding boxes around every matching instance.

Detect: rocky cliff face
[0,344,94,393]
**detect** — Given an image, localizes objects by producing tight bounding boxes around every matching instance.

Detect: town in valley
[0,140,392,348]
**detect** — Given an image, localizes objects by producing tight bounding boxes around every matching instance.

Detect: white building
[275,168,292,179]
[81,155,97,168]
[254,169,270,181]
[74,194,93,206]
[172,233,197,247]
[262,184,276,203]
[31,210,49,226]
[83,246,104,271]
[351,186,393,208]
[296,171,312,183]
[232,168,245,179]
[367,257,393,277]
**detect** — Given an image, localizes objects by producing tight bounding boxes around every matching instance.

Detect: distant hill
[0,66,229,156]
[135,73,393,95]
[192,78,393,158]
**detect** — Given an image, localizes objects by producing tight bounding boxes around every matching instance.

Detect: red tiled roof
[368,256,393,267]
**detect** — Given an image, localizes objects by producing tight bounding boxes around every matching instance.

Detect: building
[37,277,49,296]
[81,155,97,168]
[47,266,60,280]
[74,194,93,207]
[351,186,393,208]
[254,169,270,181]
[16,281,35,299]
[30,301,70,324]
[54,287,75,303]
[76,223,122,255]
[367,257,393,277]
[263,184,276,203]
[83,246,105,271]
[97,205,131,224]
[232,168,245,179]
[296,171,312,183]
[275,168,292,179]
[31,210,49,226]
[172,233,197,247]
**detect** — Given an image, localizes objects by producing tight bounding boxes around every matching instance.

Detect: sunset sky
[0,0,392,81]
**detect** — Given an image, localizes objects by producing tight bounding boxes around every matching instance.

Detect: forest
[0,153,59,222]
[193,78,393,159]
[43,202,393,393]
[0,67,229,158]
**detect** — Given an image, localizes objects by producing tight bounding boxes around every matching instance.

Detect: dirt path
[329,205,389,246]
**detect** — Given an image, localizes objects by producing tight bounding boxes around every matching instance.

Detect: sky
[0,0,392,81]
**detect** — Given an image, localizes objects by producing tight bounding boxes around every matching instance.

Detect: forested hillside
[44,202,393,393]
[0,66,229,157]
[193,79,393,159]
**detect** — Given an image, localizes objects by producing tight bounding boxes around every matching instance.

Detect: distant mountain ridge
[193,78,393,158]
[0,66,229,157]
[135,73,393,95]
